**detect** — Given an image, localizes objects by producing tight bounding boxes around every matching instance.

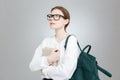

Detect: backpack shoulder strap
[64,35,82,51]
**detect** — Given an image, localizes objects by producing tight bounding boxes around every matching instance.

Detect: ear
[64,19,69,25]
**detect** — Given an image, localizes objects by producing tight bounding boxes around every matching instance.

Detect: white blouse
[29,35,80,80]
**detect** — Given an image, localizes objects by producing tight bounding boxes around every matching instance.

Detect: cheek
[50,21,64,29]
[56,20,65,27]
[56,22,63,27]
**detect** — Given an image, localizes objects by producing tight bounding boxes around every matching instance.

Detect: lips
[50,22,55,25]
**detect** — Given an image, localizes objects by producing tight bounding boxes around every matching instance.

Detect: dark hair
[51,6,70,31]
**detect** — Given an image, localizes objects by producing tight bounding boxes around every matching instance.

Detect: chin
[50,26,57,29]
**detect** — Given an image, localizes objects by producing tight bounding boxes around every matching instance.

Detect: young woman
[29,6,80,80]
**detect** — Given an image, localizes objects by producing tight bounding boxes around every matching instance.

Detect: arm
[42,36,80,80]
[29,39,49,71]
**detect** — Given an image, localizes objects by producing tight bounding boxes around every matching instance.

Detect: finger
[52,49,59,52]
[55,50,58,52]
[51,48,57,52]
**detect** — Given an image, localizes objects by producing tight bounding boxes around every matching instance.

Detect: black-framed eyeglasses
[47,14,66,21]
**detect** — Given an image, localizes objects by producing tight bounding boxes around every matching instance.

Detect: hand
[47,49,60,65]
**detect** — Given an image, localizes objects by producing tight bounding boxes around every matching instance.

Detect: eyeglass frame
[47,14,66,21]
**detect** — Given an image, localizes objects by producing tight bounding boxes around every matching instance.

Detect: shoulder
[65,35,78,47]
[67,35,78,42]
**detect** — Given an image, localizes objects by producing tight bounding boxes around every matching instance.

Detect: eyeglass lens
[47,14,65,21]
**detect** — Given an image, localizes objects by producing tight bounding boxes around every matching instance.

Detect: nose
[49,17,54,21]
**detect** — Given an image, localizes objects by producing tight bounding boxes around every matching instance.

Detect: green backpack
[64,35,112,80]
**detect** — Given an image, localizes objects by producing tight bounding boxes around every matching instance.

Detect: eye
[54,14,59,18]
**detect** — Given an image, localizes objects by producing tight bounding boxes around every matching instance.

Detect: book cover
[42,47,58,66]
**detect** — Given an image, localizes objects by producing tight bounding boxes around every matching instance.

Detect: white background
[0,0,119,80]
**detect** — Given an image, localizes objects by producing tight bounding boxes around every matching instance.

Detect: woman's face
[48,9,68,30]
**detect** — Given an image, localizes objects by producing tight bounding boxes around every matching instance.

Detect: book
[42,47,58,66]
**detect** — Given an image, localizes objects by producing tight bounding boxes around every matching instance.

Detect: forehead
[51,9,63,15]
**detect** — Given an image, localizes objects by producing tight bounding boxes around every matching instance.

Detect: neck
[55,28,69,42]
